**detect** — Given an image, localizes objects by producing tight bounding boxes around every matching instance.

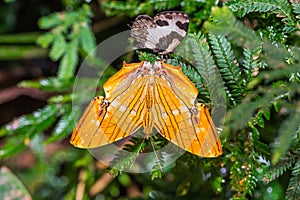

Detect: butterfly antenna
[129,137,145,170]
[149,137,163,172]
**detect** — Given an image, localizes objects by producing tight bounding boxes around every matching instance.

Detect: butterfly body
[71,61,222,157]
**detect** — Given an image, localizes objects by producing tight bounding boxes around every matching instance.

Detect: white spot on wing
[111,100,119,107]
[119,105,126,112]
[130,110,137,115]
[161,112,167,118]
[172,109,179,115]
[181,106,188,112]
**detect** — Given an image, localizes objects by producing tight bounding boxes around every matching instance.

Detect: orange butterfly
[71,60,222,157]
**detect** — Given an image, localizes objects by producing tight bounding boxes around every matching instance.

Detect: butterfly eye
[155,67,161,73]
[142,66,149,71]
[136,69,142,74]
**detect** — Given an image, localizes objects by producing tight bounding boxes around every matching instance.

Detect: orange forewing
[71,60,222,157]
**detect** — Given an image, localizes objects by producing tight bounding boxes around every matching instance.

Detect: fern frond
[37,5,95,80]
[225,83,289,132]
[0,104,60,158]
[204,6,261,50]
[227,0,277,18]
[229,128,270,198]
[36,33,54,48]
[228,0,298,33]
[263,152,296,183]
[250,126,271,158]
[242,47,262,86]
[178,32,226,107]
[292,2,300,18]
[45,104,74,144]
[58,38,79,79]
[18,77,74,92]
[49,34,67,61]
[209,33,244,105]
[180,62,210,103]
[272,103,300,164]
[78,22,96,56]
[286,160,300,200]
[108,136,145,175]
[137,51,160,63]
[275,0,298,33]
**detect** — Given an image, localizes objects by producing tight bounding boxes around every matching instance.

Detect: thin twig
[89,172,114,197]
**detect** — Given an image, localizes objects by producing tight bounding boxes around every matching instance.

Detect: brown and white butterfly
[131,11,189,54]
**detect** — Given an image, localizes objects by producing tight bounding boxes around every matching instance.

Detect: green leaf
[226,89,276,132]
[48,94,73,103]
[36,33,54,48]
[0,104,59,137]
[263,152,296,183]
[273,101,281,112]
[78,23,96,55]
[45,104,75,144]
[0,166,32,200]
[49,34,67,61]
[148,191,168,200]
[58,39,79,79]
[286,161,300,199]
[38,12,64,29]
[0,138,27,159]
[176,180,190,196]
[18,77,74,92]
[272,108,300,164]
[256,116,265,128]
[117,174,131,187]
[263,107,271,120]
[151,169,163,180]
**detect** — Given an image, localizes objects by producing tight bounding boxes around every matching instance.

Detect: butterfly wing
[71,61,149,148]
[153,61,222,157]
[131,11,189,54]
[131,15,158,50]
